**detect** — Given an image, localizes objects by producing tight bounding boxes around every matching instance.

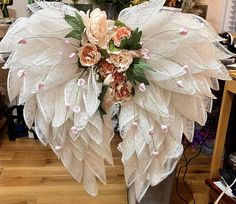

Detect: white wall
[8,0,28,17]
[203,0,225,32]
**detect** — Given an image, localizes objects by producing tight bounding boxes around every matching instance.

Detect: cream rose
[78,44,101,67]
[80,9,114,48]
[108,51,134,72]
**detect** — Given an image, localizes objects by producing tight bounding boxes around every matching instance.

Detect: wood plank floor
[0,130,212,204]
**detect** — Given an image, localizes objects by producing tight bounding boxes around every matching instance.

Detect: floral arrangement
[64,9,151,115]
[0,0,232,202]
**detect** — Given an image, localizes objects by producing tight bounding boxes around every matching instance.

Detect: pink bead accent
[71,126,79,134]
[176,80,184,88]
[132,121,138,127]
[161,125,168,134]
[37,83,45,91]
[18,38,27,44]
[142,54,150,60]
[141,48,150,59]
[69,52,76,59]
[77,78,85,87]
[179,28,188,36]
[152,151,159,158]
[149,129,155,136]
[55,146,62,151]
[64,39,70,44]
[139,83,146,92]
[141,48,150,55]
[73,106,81,113]
[17,69,25,78]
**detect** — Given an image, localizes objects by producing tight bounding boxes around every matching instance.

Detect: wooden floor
[0,129,212,204]
[170,147,211,204]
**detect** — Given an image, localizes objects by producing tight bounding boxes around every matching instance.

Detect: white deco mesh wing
[0,2,114,197]
[0,0,233,202]
[118,4,232,203]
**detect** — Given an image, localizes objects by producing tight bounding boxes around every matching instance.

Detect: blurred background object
[0,0,13,18]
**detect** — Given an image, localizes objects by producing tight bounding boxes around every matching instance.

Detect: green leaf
[64,13,85,39]
[126,68,136,84]
[101,49,109,58]
[109,43,121,53]
[75,12,85,28]
[132,29,142,49]
[119,28,142,50]
[65,15,81,29]
[119,37,129,49]
[134,62,150,70]
[126,58,150,85]
[65,29,83,40]
[133,69,150,85]
[114,20,126,27]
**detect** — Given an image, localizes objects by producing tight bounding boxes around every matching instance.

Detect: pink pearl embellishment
[148,129,155,136]
[152,151,159,158]
[18,38,27,44]
[179,28,188,36]
[77,78,85,87]
[176,80,184,88]
[132,121,138,127]
[17,69,25,78]
[73,106,81,113]
[141,48,150,59]
[139,83,146,92]
[69,52,76,59]
[71,126,79,134]
[37,83,45,91]
[161,125,168,134]
[64,39,70,44]
[55,146,63,151]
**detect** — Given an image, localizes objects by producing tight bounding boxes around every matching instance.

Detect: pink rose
[112,26,131,47]
[98,59,116,78]
[115,82,133,101]
[78,43,101,67]
[112,71,125,84]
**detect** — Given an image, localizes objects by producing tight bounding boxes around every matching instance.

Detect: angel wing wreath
[0,0,233,202]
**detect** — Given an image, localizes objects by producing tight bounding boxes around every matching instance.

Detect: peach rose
[112,27,131,47]
[115,81,133,101]
[80,9,114,48]
[98,59,116,78]
[78,43,101,67]
[108,51,133,72]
